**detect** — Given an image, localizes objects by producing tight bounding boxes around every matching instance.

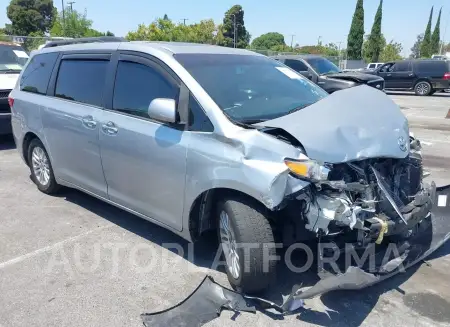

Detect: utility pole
[289,34,295,49]
[67,1,75,11]
[317,36,322,46]
[231,14,237,48]
[61,0,65,36]
[181,18,189,26]
[337,41,343,69]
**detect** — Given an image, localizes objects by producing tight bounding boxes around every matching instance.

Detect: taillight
[444,72,450,80]
[8,96,14,108]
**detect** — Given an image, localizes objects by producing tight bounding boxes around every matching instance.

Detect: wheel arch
[188,187,269,241]
[22,131,40,166]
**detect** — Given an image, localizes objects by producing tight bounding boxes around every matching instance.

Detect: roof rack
[42,36,127,48]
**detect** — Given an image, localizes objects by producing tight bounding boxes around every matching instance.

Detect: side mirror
[148,98,177,123]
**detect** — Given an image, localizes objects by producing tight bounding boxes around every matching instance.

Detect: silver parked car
[9,39,444,294]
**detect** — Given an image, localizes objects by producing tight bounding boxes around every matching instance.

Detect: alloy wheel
[416,82,430,95]
[31,146,50,186]
[219,210,241,279]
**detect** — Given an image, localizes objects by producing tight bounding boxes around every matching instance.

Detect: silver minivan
[9,39,443,295]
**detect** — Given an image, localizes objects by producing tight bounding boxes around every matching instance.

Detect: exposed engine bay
[281,135,434,253]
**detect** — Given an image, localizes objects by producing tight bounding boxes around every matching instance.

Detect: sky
[1,0,450,56]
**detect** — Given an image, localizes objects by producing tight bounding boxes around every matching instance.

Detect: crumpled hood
[325,71,383,83]
[256,85,410,163]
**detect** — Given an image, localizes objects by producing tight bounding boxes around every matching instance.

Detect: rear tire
[27,138,60,194]
[414,81,432,96]
[217,194,276,294]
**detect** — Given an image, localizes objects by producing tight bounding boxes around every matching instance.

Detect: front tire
[27,138,60,194]
[217,194,276,294]
[414,81,432,96]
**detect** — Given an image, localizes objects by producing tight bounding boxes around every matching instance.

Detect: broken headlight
[284,158,330,182]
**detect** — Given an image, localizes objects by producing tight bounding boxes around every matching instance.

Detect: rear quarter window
[20,52,58,94]
[415,61,447,73]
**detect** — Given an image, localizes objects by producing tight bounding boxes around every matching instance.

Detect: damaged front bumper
[278,184,450,312]
[141,186,450,326]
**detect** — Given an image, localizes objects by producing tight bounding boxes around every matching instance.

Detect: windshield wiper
[287,104,311,114]
[238,118,268,125]
[0,69,22,74]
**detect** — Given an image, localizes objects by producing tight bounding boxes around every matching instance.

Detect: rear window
[415,61,447,73]
[20,52,58,95]
[55,59,108,107]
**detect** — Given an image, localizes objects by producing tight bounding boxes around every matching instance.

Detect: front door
[99,53,188,230]
[43,54,111,197]
[388,61,415,89]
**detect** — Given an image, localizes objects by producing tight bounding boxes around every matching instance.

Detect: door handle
[318,81,325,85]
[386,73,392,77]
[81,115,97,128]
[102,121,118,135]
[409,73,414,76]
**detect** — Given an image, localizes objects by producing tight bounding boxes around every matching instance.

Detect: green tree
[365,0,383,62]
[50,7,103,38]
[105,31,115,36]
[410,34,424,58]
[7,0,56,35]
[380,40,403,61]
[420,7,433,58]
[362,34,386,63]
[347,0,365,59]
[251,32,285,50]
[218,5,250,48]
[126,17,219,44]
[431,7,442,55]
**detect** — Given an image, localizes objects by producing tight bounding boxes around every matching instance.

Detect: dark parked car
[272,55,385,93]
[364,59,450,96]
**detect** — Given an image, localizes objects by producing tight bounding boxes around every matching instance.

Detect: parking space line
[0,225,112,270]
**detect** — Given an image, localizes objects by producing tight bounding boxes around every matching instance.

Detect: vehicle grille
[0,89,11,113]
[367,80,385,90]
[0,90,10,99]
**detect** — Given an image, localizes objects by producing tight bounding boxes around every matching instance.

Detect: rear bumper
[431,80,450,90]
[281,184,450,310]
[0,96,12,135]
[0,112,12,136]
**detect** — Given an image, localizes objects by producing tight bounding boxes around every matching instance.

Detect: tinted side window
[20,52,58,94]
[55,59,108,107]
[188,94,213,132]
[392,61,411,72]
[113,61,177,119]
[415,61,446,73]
[284,59,308,72]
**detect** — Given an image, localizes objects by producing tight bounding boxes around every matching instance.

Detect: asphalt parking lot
[1,92,450,327]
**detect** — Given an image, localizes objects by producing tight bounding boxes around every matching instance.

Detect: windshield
[305,57,341,75]
[174,54,328,123]
[0,44,29,72]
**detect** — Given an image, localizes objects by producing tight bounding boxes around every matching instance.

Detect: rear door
[99,52,188,230]
[43,53,111,197]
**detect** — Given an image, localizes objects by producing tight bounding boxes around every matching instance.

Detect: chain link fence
[0,35,73,52]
